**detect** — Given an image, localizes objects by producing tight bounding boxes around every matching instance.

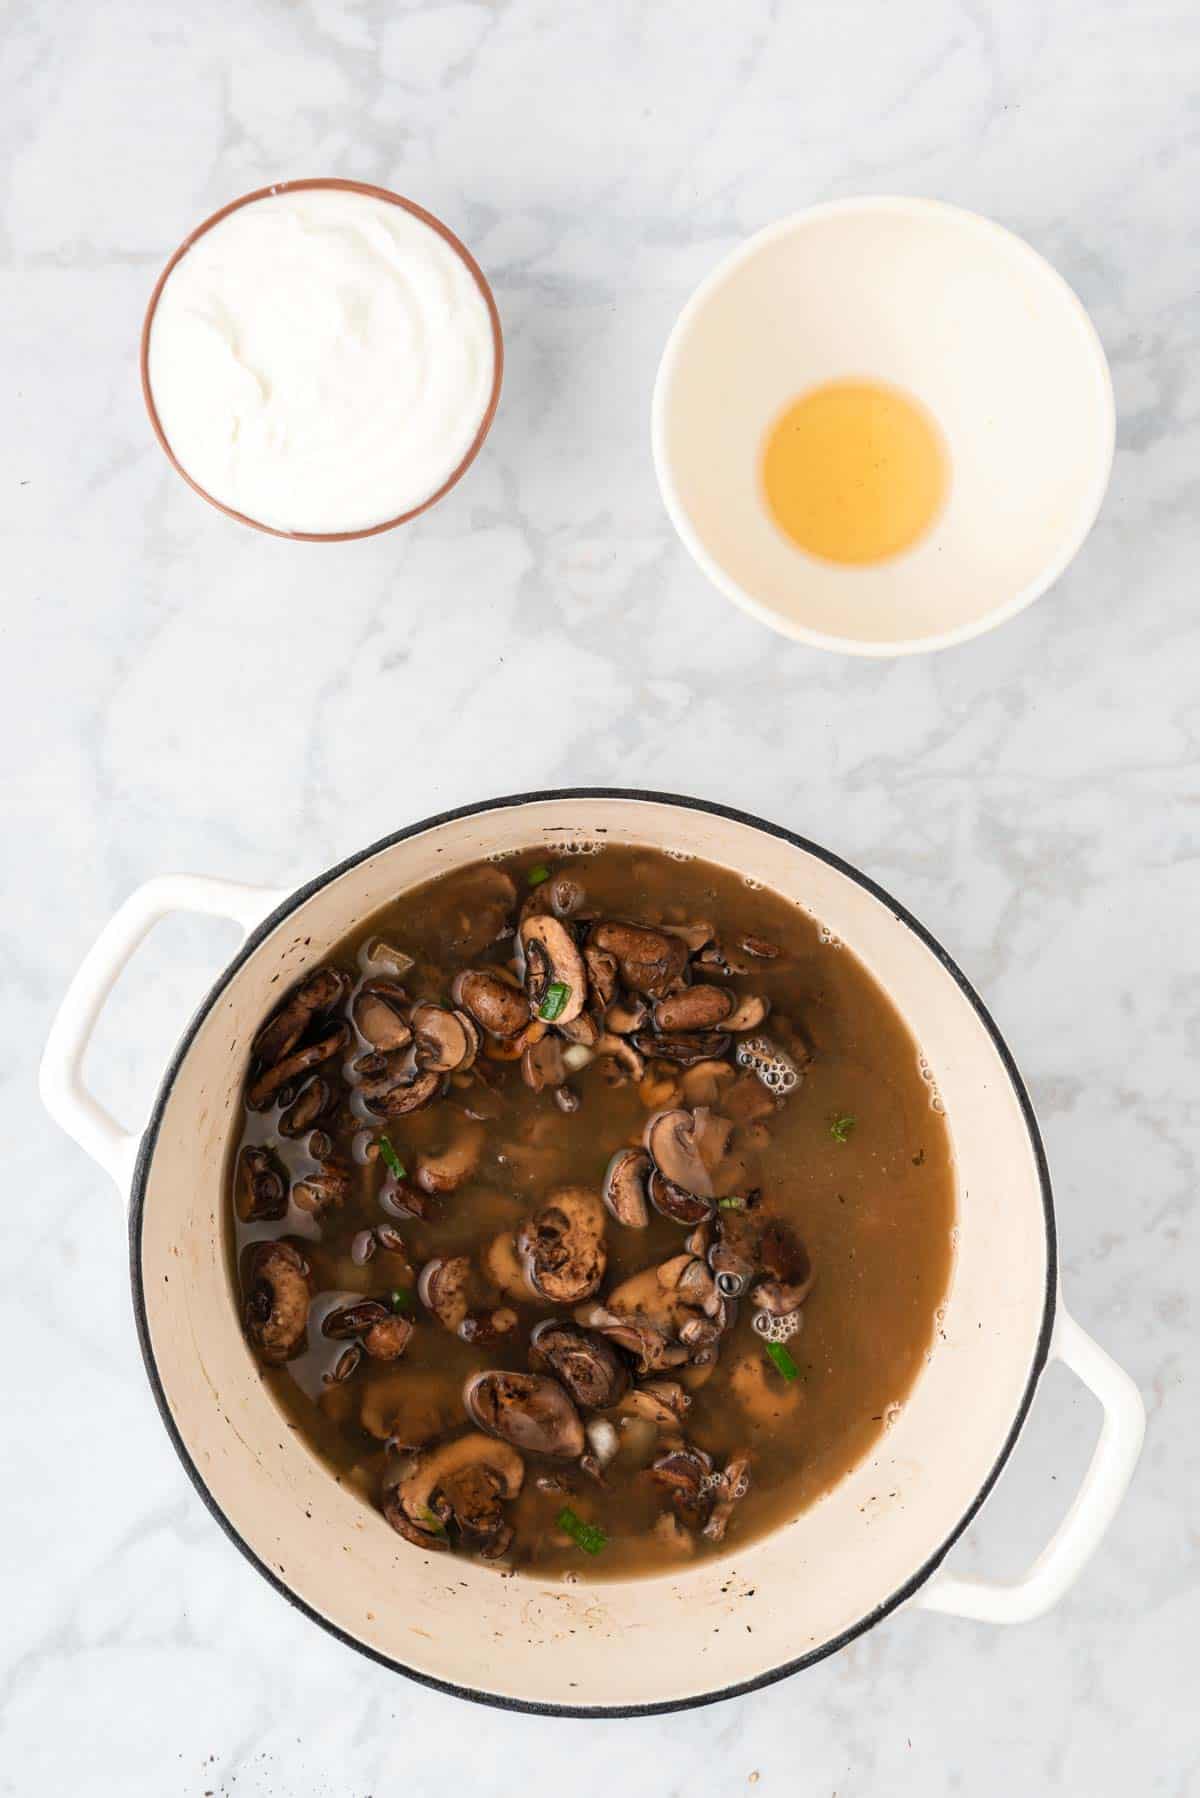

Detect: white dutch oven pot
[40,792,1143,1715]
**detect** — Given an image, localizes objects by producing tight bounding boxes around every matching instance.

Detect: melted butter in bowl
[143,182,501,539]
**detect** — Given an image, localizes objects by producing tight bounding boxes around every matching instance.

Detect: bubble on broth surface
[883,1402,903,1430]
[743,876,763,890]
[664,848,695,861]
[544,839,604,855]
[752,1308,803,1344]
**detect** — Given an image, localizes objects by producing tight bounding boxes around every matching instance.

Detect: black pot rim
[128,786,1057,1719]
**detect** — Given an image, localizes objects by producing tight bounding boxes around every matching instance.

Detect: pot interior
[135,795,1052,1710]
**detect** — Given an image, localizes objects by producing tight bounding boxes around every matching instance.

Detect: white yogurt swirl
[147,187,496,535]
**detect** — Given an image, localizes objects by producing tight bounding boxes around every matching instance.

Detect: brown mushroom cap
[352,981,412,1053]
[363,1313,415,1361]
[278,1075,331,1139]
[392,1431,525,1544]
[247,1022,350,1110]
[244,1240,310,1364]
[603,1148,651,1228]
[253,968,349,1067]
[653,985,734,1033]
[587,921,689,999]
[291,1163,350,1216]
[235,1145,287,1222]
[648,1167,712,1226]
[529,1319,630,1409]
[645,1107,736,1200]
[522,1033,567,1092]
[519,1186,607,1303]
[631,1029,731,1068]
[452,969,531,1038]
[411,1004,476,1073]
[520,915,587,1025]
[415,1117,485,1194]
[417,1255,471,1332]
[465,1370,586,1459]
[365,1067,443,1118]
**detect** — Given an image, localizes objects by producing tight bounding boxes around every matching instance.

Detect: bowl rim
[126,786,1057,1717]
[651,194,1116,657]
[139,177,504,542]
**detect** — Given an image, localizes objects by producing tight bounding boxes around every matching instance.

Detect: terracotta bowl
[140,178,504,542]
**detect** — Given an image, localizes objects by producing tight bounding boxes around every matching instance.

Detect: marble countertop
[3,1,1196,1792]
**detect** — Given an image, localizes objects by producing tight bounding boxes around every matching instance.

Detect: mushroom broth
[229,847,954,1578]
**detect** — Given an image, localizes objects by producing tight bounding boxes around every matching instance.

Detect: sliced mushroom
[605,993,648,1035]
[583,945,619,1010]
[603,1148,651,1228]
[521,1033,567,1092]
[361,1367,461,1445]
[703,1452,752,1542]
[587,921,689,999]
[442,865,518,959]
[365,1067,443,1118]
[648,1167,712,1226]
[520,915,587,1025]
[480,1228,537,1303]
[323,1298,392,1339]
[529,1320,629,1409]
[653,985,734,1033]
[252,968,349,1067]
[452,969,531,1039]
[751,1221,814,1314]
[519,1186,607,1303]
[465,1370,586,1458]
[740,934,780,959]
[278,1075,330,1139]
[594,1033,645,1081]
[352,981,412,1053]
[243,1240,310,1364]
[389,1432,524,1547]
[234,1145,287,1222]
[645,1107,734,1200]
[415,1116,485,1194]
[557,1011,600,1048]
[631,1029,731,1068]
[679,1059,736,1109]
[417,1255,470,1333]
[617,1379,692,1429]
[247,1023,349,1109]
[579,1310,689,1374]
[291,1164,350,1216]
[728,1350,800,1426]
[411,1004,476,1074]
[724,994,769,1033]
[659,920,716,953]
[650,1445,713,1520]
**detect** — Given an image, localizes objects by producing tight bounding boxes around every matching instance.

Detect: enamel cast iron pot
[39,791,1144,1716]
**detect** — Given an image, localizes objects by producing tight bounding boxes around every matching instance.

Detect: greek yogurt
[146,186,497,535]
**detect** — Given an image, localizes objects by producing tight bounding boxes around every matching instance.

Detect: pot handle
[39,874,290,1203]
[916,1305,1144,1624]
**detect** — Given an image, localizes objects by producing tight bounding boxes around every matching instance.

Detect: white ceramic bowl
[652,197,1115,655]
[39,791,1142,1714]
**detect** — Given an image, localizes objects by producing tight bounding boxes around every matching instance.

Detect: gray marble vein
[1,0,1197,1791]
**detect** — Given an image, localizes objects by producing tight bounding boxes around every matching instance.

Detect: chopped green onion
[389,1287,413,1315]
[556,1505,607,1555]
[538,980,570,1022]
[527,863,551,887]
[378,1135,406,1178]
[420,1505,446,1535]
[718,1196,745,1211]
[765,1341,799,1382]
[830,1115,856,1144]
